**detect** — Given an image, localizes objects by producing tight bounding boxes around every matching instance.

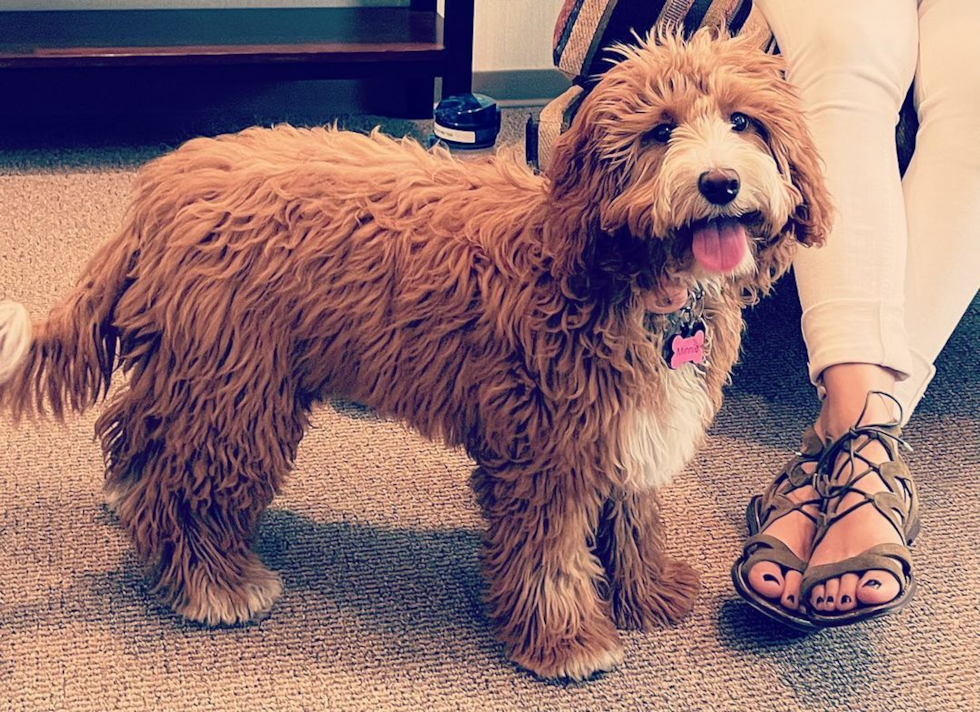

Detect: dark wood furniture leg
[443,0,475,97]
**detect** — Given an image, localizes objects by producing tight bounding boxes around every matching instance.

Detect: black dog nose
[698,169,740,205]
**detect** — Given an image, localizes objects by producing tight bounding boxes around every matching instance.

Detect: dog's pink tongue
[691,219,746,273]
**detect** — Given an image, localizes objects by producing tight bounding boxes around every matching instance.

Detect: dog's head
[546,30,832,306]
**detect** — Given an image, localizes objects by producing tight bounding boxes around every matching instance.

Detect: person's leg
[751,0,919,614]
[808,0,980,614]
[894,0,980,418]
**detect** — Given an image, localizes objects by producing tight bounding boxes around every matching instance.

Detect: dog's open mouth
[689,217,747,274]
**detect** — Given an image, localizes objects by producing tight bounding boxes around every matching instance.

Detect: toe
[857,570,901,606]
[780,570,802,611]
[824,578,840,610]
[810,583,826,612]
[748,562,784,600]
[837,573,859,611]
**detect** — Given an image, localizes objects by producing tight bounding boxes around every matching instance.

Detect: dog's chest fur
[617,364,714,490]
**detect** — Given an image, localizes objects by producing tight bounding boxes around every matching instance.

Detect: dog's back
[0,125,548,446]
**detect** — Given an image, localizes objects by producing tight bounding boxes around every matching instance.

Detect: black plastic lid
[432,93,500,149]
[435,93,499,130]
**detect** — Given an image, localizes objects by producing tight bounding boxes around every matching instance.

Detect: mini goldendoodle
[0,31,830,680]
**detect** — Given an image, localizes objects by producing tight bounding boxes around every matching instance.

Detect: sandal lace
[809,391,914,547]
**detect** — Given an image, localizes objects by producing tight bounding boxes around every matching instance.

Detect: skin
[747,362,909,614]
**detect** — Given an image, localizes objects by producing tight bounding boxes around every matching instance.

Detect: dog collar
[658,284,706,370]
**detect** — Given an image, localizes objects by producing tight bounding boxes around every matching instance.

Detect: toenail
[816,597,824,604]
[864,580,882,589]
[763,574,779,583]
[787,595,795,603]
[841,596,851,604]
[827,596,834,603]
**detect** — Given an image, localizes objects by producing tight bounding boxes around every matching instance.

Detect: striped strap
[553,0,776,80]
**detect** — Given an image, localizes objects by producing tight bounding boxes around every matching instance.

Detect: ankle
[818,400,895,441]
[816,364,899,440]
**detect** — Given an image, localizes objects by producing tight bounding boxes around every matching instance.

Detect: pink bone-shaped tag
[669,329,705,369]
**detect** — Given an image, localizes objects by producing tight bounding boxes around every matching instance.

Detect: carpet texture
[1,114,977,712]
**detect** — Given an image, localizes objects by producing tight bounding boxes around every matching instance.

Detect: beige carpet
[1,115,978,712]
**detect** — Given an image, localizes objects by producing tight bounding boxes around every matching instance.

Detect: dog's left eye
[645,123,675,144]
[730,112,750,132]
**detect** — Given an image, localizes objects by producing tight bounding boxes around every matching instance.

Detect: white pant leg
[755,1,919,398]
[894,0,980,419]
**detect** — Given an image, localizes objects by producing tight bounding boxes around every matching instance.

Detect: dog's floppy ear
[754,61,833,248]
[547,108,598,203]
[544,100,622,297]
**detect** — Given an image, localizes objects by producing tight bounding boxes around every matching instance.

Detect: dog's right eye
[730,112,750,132]
[645,123,675,144]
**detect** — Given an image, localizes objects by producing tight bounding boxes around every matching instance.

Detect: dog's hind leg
[472,464,624,681]
[99,334,307,626]
[99,387,155,517]
[595,487,701,630]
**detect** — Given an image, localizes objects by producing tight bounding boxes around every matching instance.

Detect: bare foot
[806,425,909,613]
[806,378,913,615]
[746,432,823,613]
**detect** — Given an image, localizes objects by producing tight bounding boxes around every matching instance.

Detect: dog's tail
[0,223,138,422]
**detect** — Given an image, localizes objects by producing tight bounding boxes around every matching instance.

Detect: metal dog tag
[660,284,706,370]
[664,322,706,369]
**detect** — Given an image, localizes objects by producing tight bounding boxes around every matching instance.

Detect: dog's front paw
[611,559,700,631]
[169,559,283,627]
[506,618,624,681]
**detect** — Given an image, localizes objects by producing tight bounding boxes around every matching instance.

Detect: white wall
[1,0,563,73]
[472,0,563,72]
